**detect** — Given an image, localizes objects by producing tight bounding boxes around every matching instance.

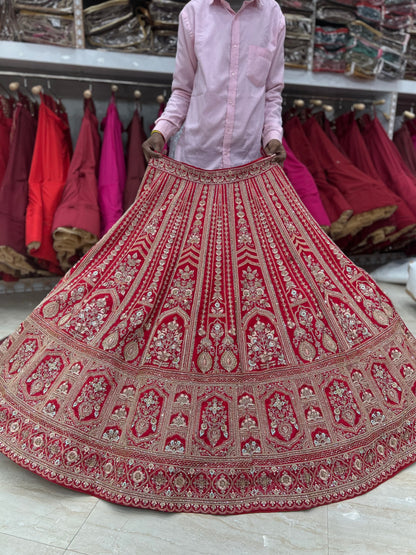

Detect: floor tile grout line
[0,529,66,552]
[66,497,100,552]
[326,505,330,555]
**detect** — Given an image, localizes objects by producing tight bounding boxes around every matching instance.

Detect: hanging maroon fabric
[0,96,13,189]
[0,102,38,276]
[283,115,353,239]
[123,108,147,212]
[393,124,416,177]
[25,94,71,275]
[282,137,330,228]
[406,119,416,150]
[52,97,101,271]
[98,95,126,236]
[359,115,416,221]
[313,110,348,157]
[336,111,416,251]
[302,116,397,241]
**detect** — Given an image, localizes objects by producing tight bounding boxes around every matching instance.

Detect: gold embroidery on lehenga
[2,157,416,514]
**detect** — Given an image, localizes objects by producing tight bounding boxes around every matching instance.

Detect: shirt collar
[210,0,262,8]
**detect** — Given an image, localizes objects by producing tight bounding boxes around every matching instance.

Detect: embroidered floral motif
[26,356,64,397]
[164,266,195,310]
[146,318,183,368]
[72,375,111,421]
[326,379,361,427]
[247,319,286,369]
[266,392,299,441]
[131,389,164,439]
[199,396,229,448]
[241,266,271,312]
[331,300,371,343]
[371,363,402,405]
[64,295,112,342]
[7,339,38,376]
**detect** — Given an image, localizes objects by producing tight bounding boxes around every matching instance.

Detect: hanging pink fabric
[282,137,330,228]
[123,108,147,212]
[98,95,126,236]
[52,97,101,270]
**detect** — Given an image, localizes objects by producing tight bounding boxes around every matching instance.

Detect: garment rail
[0,70,172,89]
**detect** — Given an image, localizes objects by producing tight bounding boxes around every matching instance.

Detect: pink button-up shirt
[154,0,286,170]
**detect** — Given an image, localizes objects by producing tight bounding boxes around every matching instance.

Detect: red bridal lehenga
[2,156,416,515]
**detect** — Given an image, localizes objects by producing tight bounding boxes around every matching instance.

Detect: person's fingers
[143,146,163,162]
[142,135,165,161]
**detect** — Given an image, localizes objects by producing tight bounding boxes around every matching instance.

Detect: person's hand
[142,131,165,161]
[264,139,286,167]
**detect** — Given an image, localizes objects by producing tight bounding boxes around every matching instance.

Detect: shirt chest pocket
[247,45,273,87]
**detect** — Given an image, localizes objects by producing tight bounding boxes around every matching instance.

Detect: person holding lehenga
[2,0,416,515]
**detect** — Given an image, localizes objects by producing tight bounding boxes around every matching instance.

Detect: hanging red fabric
[302,115,397,242]
[25,93,71,274]
[52,97,101,271]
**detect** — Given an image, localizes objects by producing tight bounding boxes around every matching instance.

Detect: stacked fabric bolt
[404,25,416,79]
[280,1,315,69]
[346,19,384,78]
[312,0,415,79]
[12,0,75,47]
[348,0,415,80]
[83,0,151,53]
[378,0,415,79]
[314,1,353,73]
[0,0,18,40]
[149,0,186,56]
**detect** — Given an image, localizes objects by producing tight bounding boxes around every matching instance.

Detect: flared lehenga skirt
[2,156,416,515]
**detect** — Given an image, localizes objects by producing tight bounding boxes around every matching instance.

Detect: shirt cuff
[263,129,283,148]
[153,120,177,143]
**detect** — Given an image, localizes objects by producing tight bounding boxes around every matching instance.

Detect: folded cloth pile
[379,0,414,79]
[313,1,358,72]
[404,26,416,79]
[84,0,151,52]
[346,19,384,78]
[0,0,18,40]
[149,0,184,56]
[280,1,315,69]
[12,0,74,46]
[311,0,415,78]
[284,13,314,68]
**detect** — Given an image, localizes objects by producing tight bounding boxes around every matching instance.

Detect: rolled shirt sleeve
[153,11,197,142]
[262,12,286,147]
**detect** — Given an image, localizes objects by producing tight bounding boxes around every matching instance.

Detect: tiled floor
[1,282,416,554]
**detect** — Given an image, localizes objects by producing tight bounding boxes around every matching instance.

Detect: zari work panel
[1,157,416,514]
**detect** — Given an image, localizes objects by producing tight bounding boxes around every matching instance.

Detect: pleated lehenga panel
[2,156,416,514]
